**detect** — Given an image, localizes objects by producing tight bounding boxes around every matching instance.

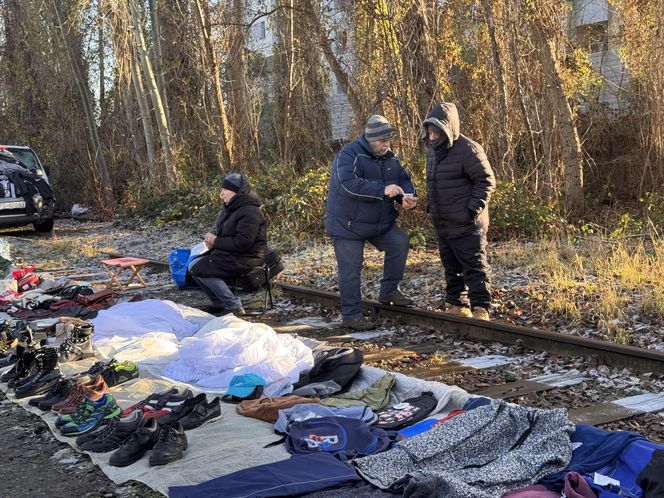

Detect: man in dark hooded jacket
[190,173,267,315]
[326,115,418,331]
[423,103,496,320]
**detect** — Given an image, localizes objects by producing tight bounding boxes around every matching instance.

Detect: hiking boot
[179,396,222,431]
[472,306,490,321]
[121,387,180,417]
[109,418,160,467]
[378,289,413,307]
[101,360,139,388]
[30,378,76,410]
[79,411,145,452]
[58,323,94,362]
[444,303,472,318]
[149,423,188,466]
[15,347,63,399]
[156,393,206,426]
[341,316,375,331]
[60,394,122,436]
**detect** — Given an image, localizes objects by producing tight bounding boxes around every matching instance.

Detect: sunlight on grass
[548,294,581,322]
[594,282,627,322]
[46,240,77,258]
[603,320,631,345]
[640,285,664,315]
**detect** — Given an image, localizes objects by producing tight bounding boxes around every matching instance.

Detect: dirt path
[0,392,160,497]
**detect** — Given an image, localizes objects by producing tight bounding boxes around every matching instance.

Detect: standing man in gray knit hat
[326,115,418,331]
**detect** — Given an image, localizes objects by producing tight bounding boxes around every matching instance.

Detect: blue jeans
[191,275,242,309]
[332,225,409,319]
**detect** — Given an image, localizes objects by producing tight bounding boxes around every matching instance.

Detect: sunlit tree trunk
[529,13,584,220]
[148,0,171,130]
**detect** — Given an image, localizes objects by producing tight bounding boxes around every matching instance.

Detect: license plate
[0,200,25,210]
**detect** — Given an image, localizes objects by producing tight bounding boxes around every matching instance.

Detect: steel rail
[102,255,664,374]
[276,283,664,374]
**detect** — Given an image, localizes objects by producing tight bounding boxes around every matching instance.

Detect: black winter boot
[16,347,63,399]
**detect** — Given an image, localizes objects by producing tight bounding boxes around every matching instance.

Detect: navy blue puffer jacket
[326,134,415,240]
[424,103,496,239]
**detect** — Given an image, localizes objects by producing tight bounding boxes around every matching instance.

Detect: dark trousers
[438,231,491,309]
[333,225,409,319]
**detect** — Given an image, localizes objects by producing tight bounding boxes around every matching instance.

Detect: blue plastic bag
[169,248,191,289]
[169,242,210,289]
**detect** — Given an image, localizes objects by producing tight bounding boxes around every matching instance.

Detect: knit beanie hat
[222,173,243,193]
[364,115,395,142]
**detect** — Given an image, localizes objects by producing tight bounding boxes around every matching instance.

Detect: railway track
[40,256,664,435]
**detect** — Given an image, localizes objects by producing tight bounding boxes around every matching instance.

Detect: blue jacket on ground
[326,134,415,240]
[169,453,360,498]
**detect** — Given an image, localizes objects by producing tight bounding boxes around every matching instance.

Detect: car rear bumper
[0,199,54,226]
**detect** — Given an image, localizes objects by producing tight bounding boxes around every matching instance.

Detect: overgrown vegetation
[1,0,664,225]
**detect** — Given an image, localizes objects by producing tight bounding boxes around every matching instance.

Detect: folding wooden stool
[101,257,150,290]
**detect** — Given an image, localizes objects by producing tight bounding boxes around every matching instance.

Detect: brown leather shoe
[471,306,490,321]
[444,304,472,318]
[54,375,109,414]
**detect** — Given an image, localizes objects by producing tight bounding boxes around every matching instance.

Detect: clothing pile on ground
[1,296,664,497]
[0,264,118,320]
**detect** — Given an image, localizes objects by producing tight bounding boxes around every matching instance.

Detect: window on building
[254,20,266,40]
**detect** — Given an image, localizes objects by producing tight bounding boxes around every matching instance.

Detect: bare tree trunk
[530,13,584,220]
[193,0,234,168]
[148,0,171,129]
[507,1,539,177]
[98,5,106,114]
[129,46,157,171]
[128,0,175,182]
[51,0,114,207]
[121,87,144,171]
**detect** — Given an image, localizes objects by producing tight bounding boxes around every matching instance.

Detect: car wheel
[33,218,54,233]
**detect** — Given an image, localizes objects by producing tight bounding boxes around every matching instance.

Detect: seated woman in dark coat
[190,173,267,315]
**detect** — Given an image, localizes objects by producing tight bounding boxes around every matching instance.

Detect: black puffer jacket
[190,179,267,278]
[424,103,496,239]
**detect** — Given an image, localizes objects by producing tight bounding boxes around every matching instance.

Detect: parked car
[0,145,55,232]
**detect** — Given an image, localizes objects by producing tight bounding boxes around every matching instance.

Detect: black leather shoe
[156,393,206,426]
[80,411,145,453]
[109,418,159,467]
[149,423,188,466]
[179,396,222,430]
